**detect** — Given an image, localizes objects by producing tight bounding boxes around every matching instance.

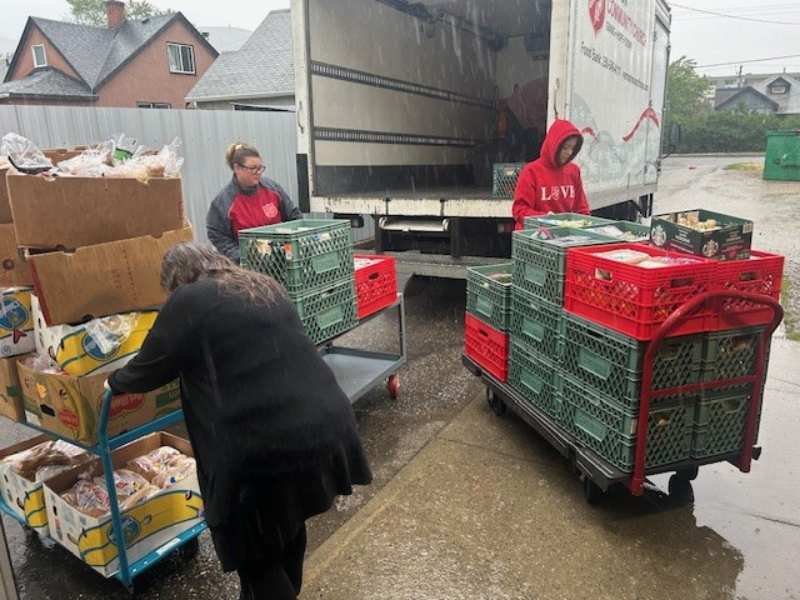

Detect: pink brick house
[0,1,217,108]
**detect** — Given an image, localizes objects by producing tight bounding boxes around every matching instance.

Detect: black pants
[237,523,307,600]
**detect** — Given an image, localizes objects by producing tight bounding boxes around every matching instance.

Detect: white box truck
[292,0,671,277]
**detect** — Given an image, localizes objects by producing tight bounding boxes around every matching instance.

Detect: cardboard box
[0,354,31,422]
[0,224,33,287]
[0,287,35,358]
[0,161,11,224]
[43,432,202,577]
[0,435,87,537]
[7,173,185,249]
[650,210,753,261]
[17,359,181,445]
[31,294,157,376]
[30,223,193,325]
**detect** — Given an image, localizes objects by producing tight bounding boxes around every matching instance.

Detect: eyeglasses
[237,163,266,174]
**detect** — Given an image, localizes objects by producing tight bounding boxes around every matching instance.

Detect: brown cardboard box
[0,354,30,422]
[17,359,181,445]
[0,224,33,286]
[0,162,12,224]
[30,223,193,325]
[43,432,202,576]
[7,173,185,249]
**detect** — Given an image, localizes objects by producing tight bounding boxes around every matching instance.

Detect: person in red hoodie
[512,119,590,230]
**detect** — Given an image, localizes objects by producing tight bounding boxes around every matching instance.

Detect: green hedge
[666,109,800,154]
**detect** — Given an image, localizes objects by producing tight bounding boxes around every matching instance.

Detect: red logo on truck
[589,0,606,33]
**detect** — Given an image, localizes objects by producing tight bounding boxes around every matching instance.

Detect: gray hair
[161,242,286,305]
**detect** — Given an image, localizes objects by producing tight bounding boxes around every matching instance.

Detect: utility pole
[737,64,744,87]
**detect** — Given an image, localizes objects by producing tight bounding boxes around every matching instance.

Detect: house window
[167,43,196,74]
[137,102,172,109]
[770,85,788,95]
[31,44,47,68]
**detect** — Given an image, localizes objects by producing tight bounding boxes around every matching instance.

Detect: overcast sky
[2,1,800,77]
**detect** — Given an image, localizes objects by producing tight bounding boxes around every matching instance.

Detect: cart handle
[630,291,784,496]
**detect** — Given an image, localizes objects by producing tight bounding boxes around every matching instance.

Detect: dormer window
[32,44,47,68]
[770,84,788,95]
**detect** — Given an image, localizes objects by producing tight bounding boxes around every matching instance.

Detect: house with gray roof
[714,73,800,117]
[1,0,218,108]
[186,10,294,111]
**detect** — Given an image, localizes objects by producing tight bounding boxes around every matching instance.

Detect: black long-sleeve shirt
[109,278,371,529]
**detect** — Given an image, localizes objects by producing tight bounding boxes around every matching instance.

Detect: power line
[695,54,800,69]
[670,2,800,25]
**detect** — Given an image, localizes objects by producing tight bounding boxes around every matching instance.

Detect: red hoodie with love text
[512,119,590,229]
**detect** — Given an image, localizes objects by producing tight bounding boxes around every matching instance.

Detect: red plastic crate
[712,250,785,329]
[354,254,398,319]
[564,243,715,340]
[464,313,509,382]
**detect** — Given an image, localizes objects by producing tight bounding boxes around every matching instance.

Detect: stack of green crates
[239,219,357,345]
[507,224,770,473]
[466,263,513,332]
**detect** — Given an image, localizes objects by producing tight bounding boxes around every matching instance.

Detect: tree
[665,56,712,123]
[66,0,168,26]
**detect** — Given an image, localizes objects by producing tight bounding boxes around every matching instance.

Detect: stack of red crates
[354,255,398,319]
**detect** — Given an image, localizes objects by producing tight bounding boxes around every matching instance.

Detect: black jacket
[109,278,372,529]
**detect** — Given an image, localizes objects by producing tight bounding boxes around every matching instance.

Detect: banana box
[31,295,158,376]
[0,354,31,422]
[43,432,203,577]
[17,360,181,445]
[0,435,86,538]
[0,287,34,358]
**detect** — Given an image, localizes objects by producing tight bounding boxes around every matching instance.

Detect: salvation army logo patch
[589,0,606,34]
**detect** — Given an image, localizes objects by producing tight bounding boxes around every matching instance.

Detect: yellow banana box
[0,354,31,422]
[17,360,181,445]
[0,287,34,358]
[43,432,203,577]
[0,435,87,538]
[32,294,158,377]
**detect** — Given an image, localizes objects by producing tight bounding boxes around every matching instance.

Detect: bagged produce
[1,439,86,482]
[0,133,52,174]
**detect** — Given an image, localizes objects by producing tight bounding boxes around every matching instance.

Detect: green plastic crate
[763,130,800,182]
[240,219,354,296]
[561,376,694,472]
[693,384,761,459]
[523,213,615,230]
[703,326,768,382]
[508,342,564,422]
[585,221,650,242]
[466,263,513,331]
[493,163,525,198]
[561,314,704,410]
[293,279,357,345]
[512,227,613,305]
[509,286,565,360]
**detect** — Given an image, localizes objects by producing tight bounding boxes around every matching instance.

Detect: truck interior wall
[308,0,552,197]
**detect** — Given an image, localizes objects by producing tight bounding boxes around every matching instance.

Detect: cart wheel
[583,476,604,505]
[486,388,506,417]
[387,374,400,400]
[674,465,699,482]
[177,537,200,561]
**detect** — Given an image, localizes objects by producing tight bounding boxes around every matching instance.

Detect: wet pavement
[3,155,800,598]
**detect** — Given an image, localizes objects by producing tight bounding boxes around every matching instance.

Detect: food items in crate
[594,249,651,264]
[488,272,513,284]
[540,218,596,228]
[592,225,646,242]
[668,211,722,232]
[62,469,158,517]
[2,440,86,482]
[126,446,196,489]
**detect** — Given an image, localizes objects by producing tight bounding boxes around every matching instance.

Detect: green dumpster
[763,130,800,181]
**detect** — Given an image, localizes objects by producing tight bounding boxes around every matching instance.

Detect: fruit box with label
[0,435,87,538]
[0,354,31,422]
[43,432,203,577]
[0,287,34,358]
[31,294,157,377]
[17,360,180,446]
[650,210,753,261]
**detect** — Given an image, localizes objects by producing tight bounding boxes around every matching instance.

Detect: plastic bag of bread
[126,447,181,481]
[62,469,157,517]
[152,455,196,489]
[2,440,86,482]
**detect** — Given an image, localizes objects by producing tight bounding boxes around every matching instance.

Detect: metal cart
[0,393,204,593]
[464,291,784,503]
[320,293,407,402]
